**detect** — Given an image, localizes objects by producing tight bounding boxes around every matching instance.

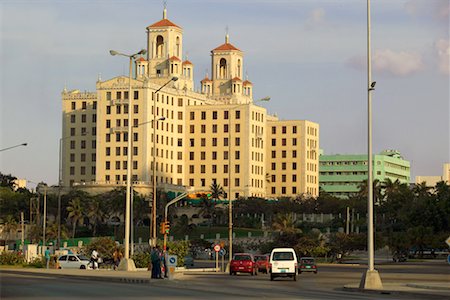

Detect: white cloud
[435,39,450,75]
[373,49,424,76]
[405,0,449,22]
[305,8,325,29]
[347,49,424,76]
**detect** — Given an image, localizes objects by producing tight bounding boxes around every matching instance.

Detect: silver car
[57,254,91,269]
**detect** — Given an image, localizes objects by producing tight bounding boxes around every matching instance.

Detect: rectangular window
[106,92,111,100]
[116,91,121,99]
[292,174,297,182]
[106,161,110,170]
[235,110,240,119]
[71,102,76,110]
[282,150,287,158]
[70,128,76,136]
[224,138,229,146]
[212,124,217,133]
[293,150,297,158]
[116,133,121,142]
[70,153,75,162]
[201,138,206,146]
[106,106,111,114]
[272,139,276,146]
[224,124,229,133]
[212,111,218,119]
[178,112,183,120]
[224,111,229,120]
[116,105,121,114]
[235,124,240,133]
[82,101,87,110]
[293,138,297,146]
[212,138,217,147]
[134,91,139,100]
[224,165,229,174]
[70,140,75,149]
[70,115,76,123]
[224,151,229,160]
[116,147,121,156]
[134,105,139,114]
[115,161,121,170]
[81,114,86,123]
[235,151,240,159]
[272,126,276,134]
[201,152,206,160]
[282,126,287,134]
[178,98,183,106]
[201,111,206,120]
[93,101,97,109]
[190,111,195,120]
[235,137,240,146]
[282,138,286,146]
[293,126,297,134]
[271,151,276,158]
[201,125,206,133]
[189,165,194,174]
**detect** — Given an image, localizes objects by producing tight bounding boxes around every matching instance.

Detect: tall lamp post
[151,76,178,247]
[0,143,27,152]
[359,0,383,289]
[110,48,146,271]
[227,96,270,264]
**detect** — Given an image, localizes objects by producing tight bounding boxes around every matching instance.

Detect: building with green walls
[319,150,410,198]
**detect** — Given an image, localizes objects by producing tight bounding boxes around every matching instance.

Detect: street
[2,261,449,299]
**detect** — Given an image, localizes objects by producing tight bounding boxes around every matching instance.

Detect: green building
[319,150,410,198]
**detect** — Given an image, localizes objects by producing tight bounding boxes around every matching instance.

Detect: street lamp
[57,131,87,249]
[151,76,178,247]
[227,96,270,264]
[129,116,165,252]
[0,143,27,152]
[110,48,146,271]
[359,0,383,289]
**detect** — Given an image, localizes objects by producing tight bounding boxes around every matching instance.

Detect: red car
[229,253,257,275]
[254,255,270,274]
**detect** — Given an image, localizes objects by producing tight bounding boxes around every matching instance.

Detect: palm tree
[66,198,84,238]
[2,215,18,241]
[209,182,225,200]
[272,213,301,234]
[87,198,106,237]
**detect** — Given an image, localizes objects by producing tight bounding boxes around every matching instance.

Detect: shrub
[0,251,25,265]
[26,256,45,268]
[132,251,151,268]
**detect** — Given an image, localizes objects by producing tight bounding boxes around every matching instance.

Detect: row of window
[271,138,304,147]
[106,91,139,101]
[69,140,96,150]
[69,166,95,176]
[189,123,242,134]
[71,101,97,111]
[320,171,367,176]
[271,150,298,158]
[70,127,96,136]
[70,153,96,163]
[270,174,298,183]
[271,126,298,134]
[70,114,97,123]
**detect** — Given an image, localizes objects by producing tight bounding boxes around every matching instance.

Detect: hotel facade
[61,9,319,200]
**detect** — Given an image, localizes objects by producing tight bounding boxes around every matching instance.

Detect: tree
[272,213,301,234]
[0,173,17,189]
[66,198,84,238]
[87,198,107,237]
[209,182,225,200]
[2,215,18,241]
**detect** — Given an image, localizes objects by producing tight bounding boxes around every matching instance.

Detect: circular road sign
[214,244,221,252]
[219,248,226,257]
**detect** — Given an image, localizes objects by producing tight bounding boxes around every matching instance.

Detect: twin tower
[135,8,254,103]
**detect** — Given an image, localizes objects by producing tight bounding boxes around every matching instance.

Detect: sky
[0,0,449,186]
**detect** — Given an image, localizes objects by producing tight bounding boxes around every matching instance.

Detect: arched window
[219,58,227,79]
[176,37,180,57]
[156,35,164,58]
[237,59,241,78]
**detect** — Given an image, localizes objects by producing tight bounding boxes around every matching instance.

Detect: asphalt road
[2,261,449,300]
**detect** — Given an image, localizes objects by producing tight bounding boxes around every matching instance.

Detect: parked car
[269,248,298,281]
[57,253,91,269]
[229,253,257,276]
[298,257,318,274]
[392,252,407,263]
[184,254,194,267]
[254,255,270,274]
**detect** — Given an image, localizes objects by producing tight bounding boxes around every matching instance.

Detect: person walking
[44,247,51,269]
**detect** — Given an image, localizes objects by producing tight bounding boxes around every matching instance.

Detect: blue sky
[1,0,449,186]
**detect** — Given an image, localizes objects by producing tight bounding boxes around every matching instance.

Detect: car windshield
[272,252,294,261]
[301,258,314,264]
[78,255,89,260]
[254,256,266,261]
[234,255,251,261]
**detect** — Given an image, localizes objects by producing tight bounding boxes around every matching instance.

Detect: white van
[269,248,298,281]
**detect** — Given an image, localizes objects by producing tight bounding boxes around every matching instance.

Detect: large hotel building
[61,9,319,199]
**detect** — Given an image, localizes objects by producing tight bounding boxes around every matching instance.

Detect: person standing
[150,246,161,279]
[91,249,99,270]
[44,247,51,269]
[113,248,123,270]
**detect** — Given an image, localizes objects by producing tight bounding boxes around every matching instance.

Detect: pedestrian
[150,246,161,279]
[44,247,51,269]
[162,246,170,278]
[91,249,99,270]
[113,248,123,270]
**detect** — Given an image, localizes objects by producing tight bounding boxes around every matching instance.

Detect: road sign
[214,244,221,252]
[219,248,226,257]
[167,255,177,267]
[445,236,450,247]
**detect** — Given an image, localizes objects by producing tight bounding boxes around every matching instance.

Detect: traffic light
[164,221,170,234]
[160,222,165,234]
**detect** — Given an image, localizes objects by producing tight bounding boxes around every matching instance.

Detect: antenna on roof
[225,25,229,43]
[163,0,167,19]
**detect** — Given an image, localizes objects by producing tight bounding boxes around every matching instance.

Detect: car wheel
[229,270,233,275]
[80,265,86,269]
[293,274,297,281]
[314,271,318,274]
[270,274,274,281]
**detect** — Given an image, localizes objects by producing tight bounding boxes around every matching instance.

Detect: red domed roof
[147,19,181,29]
[212,43,241,52]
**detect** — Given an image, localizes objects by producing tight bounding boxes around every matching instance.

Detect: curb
[343,286,450,299]
[406,283,450,291]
